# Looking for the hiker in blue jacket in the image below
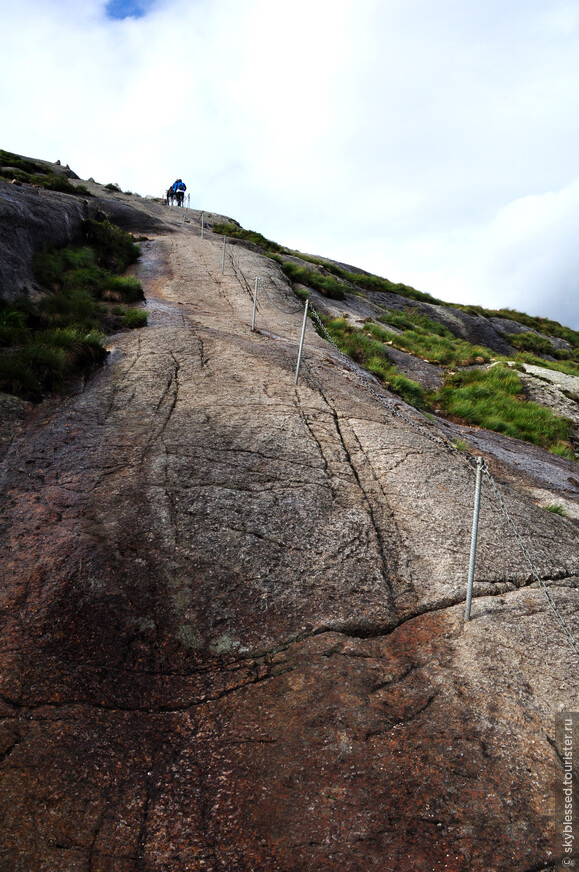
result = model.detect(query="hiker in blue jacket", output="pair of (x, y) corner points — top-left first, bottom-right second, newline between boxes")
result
(172, 179), (187, 206)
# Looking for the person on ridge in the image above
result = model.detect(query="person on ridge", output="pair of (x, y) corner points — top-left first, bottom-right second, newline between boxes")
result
(172, 179), (187, 207)
(166, 179), (187, 206)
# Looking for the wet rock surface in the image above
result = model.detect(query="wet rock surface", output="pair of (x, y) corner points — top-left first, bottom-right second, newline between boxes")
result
(1, 212), (579, 870)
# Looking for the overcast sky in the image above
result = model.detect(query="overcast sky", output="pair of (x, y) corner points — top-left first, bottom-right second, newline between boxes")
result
(3, 0), (579, 328)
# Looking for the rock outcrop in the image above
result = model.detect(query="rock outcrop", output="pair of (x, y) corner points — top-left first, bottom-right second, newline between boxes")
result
(1, 180), (579, 871)
(0, 180), (90, 300)
(0, 178), (177, 302)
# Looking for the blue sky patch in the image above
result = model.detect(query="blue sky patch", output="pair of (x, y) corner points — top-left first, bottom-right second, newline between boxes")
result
(105, 0), (154, 20)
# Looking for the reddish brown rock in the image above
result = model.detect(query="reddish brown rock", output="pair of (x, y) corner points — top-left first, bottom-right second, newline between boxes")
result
(1, 206), (578, 870)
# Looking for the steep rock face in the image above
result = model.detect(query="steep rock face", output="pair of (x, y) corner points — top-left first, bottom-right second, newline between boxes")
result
(1, 212), (579, 870)
(0, 180), (90, 299)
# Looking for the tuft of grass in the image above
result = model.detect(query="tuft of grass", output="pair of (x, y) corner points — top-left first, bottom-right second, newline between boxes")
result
(550, 441), (576, 461)
(38, 286), (99, 326)
(123, 308), (148, 328)
(105, 275), (144, 303)
(293, 285), (310, 302)
(544, 503), (566, 516)
(453, 438), (470, 452)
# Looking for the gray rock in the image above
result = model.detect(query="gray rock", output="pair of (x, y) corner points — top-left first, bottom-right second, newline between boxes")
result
(0, 179), (89, 300)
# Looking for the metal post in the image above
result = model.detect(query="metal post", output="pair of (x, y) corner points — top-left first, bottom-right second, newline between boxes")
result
(251, 277), (259, 332)
(465, 457), (484, 621)
(295, 300), (309, 384)
(221, 236), (226, 274)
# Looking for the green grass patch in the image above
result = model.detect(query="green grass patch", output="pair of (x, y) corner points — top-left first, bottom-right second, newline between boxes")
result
(212, 222), (283, 254)
(0, 220), (145, 400)
(434, 365), (573, 450)
(453, 304), (579, 349)
(369, 317), (493, 367)
(0, 151), (91, 196)
(287, 253), (443, 305)
(211, 220), (443, 305)
(514, 352), (579, 378)
(378, 308), (452, 337)
(279, 262), (348, 301)
(550, 441), (576, 461)
(335, 268), (442, 305)
(544, 503), (566, 516)
(0, 326), (107, 397)
(81, 219), (141, 272)
(505, 332), (555, 356)
(30, 175), (90, 196)
(0, 149), (46, 175)
(123, 308), (148, 328)
(319, 317), (427, 408)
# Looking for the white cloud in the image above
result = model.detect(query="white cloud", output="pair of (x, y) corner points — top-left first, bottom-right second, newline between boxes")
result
(2, 0), (579, 327)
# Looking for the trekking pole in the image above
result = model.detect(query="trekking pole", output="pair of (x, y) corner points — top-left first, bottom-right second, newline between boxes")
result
(252, 277), (259, 331)
(201, 212), (204, 240)
(465, 457), (484, 621)
(295, 300), (309, 384)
